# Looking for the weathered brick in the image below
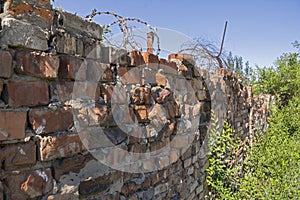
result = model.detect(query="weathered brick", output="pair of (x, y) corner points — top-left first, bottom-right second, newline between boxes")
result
(21, 168), (53, 198)
(0, 110), (27, 140)
(39, 133), (85, 161)
(54, 10), (103, 40)
(156, 72), (167, 87)
(0, 141), (36, 170)
(159, 58), (177, 74)
(142, 52), (159, 63)
(4, 169), (52, 200)
(51, 81), (100, 102)
(79, 171), (122, 197)
(55, 32), (82, 55)
(16, 51), (59, 78)
(0, 50), (13, 78)
(119, 67), (141, 84)
(0, 18), (49, 51)
(59, 55), (85, 80)
(53, 154), (93, 180)
(7, 1), (53, 22)
(129, 50), (145, 66)
(29, 106), (73, 134)
(6, 81), (49, 108)
(131, 86), (151, 105)
(134, 105), (148, 122)
(86, 61), (113, 82)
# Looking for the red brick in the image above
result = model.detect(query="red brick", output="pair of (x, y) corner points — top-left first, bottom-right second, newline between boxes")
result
(79, 171), (122, 197)
(131, 86), (151, 105)
(159, 58), (177, 74)
(120, 67), (141, 84)
(59, 55), (85, 80)
(6, 81), (49, 108)
(0, 141), (36, 170)
(29, 106), (73, 134)
(16, 51), (59, 78)
(87, 61), (113, 82)
(21, 168), (53, 198)
(156, 72), (167, 87)
(4, 169), (52, 200)
(142, 52), (159, 64)
(51, 81), (100, 102)
(0, 110), (27, 140)
(39, 133), (85, 161)
(129, 50), (145, 66)
(134, 105), (148, 122)
(53, 154), (93, 181)
(0, 50), (13, 78)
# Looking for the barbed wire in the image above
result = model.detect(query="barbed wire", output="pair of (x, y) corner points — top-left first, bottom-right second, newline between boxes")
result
(86, 9), (161, 55)
(178, 38), (228, 71)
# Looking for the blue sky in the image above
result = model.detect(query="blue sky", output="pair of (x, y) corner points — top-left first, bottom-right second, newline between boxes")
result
(53, 0), (300, 67)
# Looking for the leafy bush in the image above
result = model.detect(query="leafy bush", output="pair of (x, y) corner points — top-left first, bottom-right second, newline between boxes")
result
(238, 97), (300, 199)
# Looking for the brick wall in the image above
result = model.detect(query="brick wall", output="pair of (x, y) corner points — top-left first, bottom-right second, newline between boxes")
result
(0, 1), (270, 199)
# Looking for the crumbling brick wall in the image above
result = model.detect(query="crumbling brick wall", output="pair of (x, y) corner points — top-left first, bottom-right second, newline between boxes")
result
(0, 1), (270, 199)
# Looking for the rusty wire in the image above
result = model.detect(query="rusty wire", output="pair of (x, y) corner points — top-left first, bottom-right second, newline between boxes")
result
(86, 9), (161, 55)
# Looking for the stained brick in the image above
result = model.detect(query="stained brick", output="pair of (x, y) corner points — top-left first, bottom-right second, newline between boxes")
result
(6, 81), (49, 108)
(0, 110), (27, 140)
(4, 169), (53, 200)
(0, 50), (13, 78)
(129, 50), (145, 67)
(39, 133), (85, 161)
(134, 105), (148, 122)
(59, 55), (85, 80)
(21, 169), (53, 198)
(16, 51), (59, 78)
(29, 106), (73, 134)
(79, 171), (122, 197)
(142, 52), (159, 63)
(0, 141), (36, 170)
(53, 154), (93, 181)
(131, 86), (151, 105)
(51, 81), (100, 102)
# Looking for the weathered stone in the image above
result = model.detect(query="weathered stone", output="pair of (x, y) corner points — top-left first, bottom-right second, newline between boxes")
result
(29, 106), (74, 134)
(6, 1), (54, 28)
(21, 169), (53, 198)
(0, 141), (36, 170)
(54, 10), (103, 40)
(16, 51), (59, 78)
(39, 133), (85, 161)
(156, 72), (167, 87)
(0, 110), (27, 140)
(0, 18), (49, 50)
(0, 50), (13, 78)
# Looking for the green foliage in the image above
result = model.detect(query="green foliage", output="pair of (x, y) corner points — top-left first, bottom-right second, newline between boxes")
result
(226, 52), (254, 85)
(238, 96), (300, 199)
(206, 113), (242, 200)
(253, 52), (300, 105)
